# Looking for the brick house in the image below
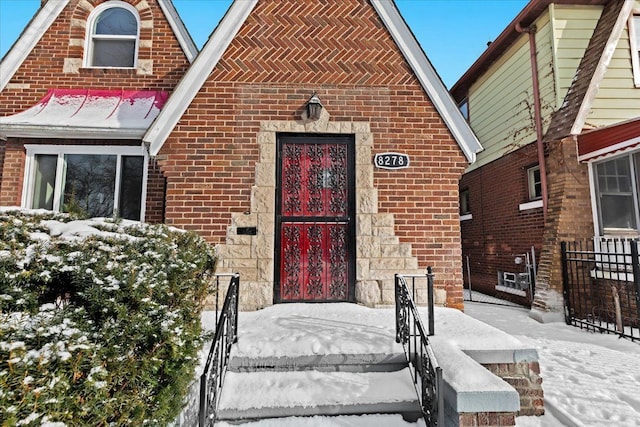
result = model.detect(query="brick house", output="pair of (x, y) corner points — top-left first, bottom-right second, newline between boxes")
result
(0, 0), (482, 311)
(451, 0), (640, 320)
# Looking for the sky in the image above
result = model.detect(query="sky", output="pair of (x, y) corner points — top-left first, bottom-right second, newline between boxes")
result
(0, 0), (528, 88)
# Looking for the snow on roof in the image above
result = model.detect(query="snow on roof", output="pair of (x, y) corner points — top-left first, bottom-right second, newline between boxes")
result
(0, 89), (168, 139)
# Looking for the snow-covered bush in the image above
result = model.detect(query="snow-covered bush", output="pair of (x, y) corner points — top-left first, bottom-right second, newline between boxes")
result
(0, 209), (216, 426)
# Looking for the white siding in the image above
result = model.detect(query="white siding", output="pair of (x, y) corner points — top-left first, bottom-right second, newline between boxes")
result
(586, 1), (640, 127)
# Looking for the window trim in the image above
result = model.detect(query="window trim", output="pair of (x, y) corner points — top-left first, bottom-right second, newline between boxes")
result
(527, 164), (542, 201)
(22, 145), (148, 221)
(589, 149), (640, 236)
(630, 11), (640, 87)
(459, 188), (471, 215)
(83, 1), (140, 69)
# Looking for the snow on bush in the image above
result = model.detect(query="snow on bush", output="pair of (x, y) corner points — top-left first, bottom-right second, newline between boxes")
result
(0, 209), (216, 426)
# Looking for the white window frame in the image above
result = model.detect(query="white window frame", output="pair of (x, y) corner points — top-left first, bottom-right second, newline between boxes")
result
(83, 1), (140, 69)
(588, 149), (640, 237)
(22, 145), (148, 221)
(630, 12), (640, 87)
(527, 165), (542, 201)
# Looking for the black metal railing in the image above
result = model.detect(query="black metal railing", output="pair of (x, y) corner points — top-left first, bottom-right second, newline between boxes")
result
(395, 268), (443, 426)
(562, 239), (640, 341)
(198, 273), (240, 426)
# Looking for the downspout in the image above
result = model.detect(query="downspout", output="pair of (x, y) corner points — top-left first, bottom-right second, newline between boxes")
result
(516, 22), (548, 221)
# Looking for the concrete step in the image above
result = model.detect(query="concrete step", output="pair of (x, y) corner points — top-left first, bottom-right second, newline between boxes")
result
(216, 368), (422, 422)
(215, 413), (426, 426)
(228, 352), (407, 373)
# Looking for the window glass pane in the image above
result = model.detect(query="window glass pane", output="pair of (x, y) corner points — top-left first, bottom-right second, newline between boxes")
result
(634, 16), (640, 47)
(62, 154), (116, 218)
(597, 157), (631, 193)
(600, 194), (636, 229)
(528, 165), (542, 199)
(460, 190), (470, 214)
(119, 156), (144, 220)
(92, 39), (135, 67)
(32, 155), (57, 210)
(95, 8), (137, 35)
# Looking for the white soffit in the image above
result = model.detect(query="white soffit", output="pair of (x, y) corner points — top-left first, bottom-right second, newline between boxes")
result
(0, 0), (70, 92)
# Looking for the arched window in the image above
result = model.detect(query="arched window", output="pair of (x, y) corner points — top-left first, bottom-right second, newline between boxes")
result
(85, 2), (139, 68)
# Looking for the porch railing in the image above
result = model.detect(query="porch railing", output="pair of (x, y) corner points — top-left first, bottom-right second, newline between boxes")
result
(562, 239), (640, 341)
(198, 273), (240, 426)
(395, 268), (444, 426)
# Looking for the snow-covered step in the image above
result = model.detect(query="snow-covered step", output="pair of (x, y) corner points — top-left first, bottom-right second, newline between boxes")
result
(215, 413), (426, 426)
(216, 368), (422, 421)
(228, 352), (407, 373)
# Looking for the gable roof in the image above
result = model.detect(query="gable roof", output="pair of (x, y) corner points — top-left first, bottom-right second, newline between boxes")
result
(544, 0), (633, 142)
(0, 0), (198, 93)
(143, 0), (483, 163)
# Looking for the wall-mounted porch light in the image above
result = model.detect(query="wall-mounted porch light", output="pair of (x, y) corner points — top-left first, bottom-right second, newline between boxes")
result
(306, 92), (323, 120)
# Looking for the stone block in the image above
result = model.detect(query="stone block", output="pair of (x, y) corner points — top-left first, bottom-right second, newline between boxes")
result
(251, 187), (275, 213)
(255, 163), (275, 187)
(355, 280), (381, 307)
(356, 214), (372, 236)
(252, 234), (274, 258)
(232, 212), (257, 227)
(356, 258), (370, 281)
(356, 236), (380, 258)
(357, 189), (378, 214)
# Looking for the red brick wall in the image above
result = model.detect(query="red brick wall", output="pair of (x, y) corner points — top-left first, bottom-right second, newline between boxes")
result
(156, 0), (469, 308)
(460, 143), (545, 303)
(0, 0), (189, 220)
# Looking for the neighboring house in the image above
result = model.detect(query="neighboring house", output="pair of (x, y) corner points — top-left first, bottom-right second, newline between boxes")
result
(451, 0), (640, 320)
(0, 0), (482, 311)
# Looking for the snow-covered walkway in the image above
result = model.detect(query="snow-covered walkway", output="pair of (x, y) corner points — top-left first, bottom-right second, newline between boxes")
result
(464, 301), (640, 426)
(200, 301), (640, 426)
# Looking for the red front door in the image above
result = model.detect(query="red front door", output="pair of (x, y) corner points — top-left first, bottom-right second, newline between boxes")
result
(275, 134), (355, 303)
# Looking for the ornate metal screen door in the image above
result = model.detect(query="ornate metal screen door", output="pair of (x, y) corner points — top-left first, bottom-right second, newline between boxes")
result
(275, 134), (355, 303)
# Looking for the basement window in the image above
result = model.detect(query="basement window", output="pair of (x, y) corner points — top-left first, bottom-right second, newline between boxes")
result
(24, 145), (147, 221)
(85, 2), (140, 68)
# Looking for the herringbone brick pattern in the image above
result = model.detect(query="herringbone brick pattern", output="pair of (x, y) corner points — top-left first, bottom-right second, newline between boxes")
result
(217, 0), (414, 85)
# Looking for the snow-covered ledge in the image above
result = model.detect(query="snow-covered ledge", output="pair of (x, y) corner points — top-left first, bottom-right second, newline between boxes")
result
(426, 307), (543, 423)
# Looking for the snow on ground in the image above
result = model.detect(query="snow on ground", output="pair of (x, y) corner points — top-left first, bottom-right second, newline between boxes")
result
(464, 301), (640, 426)
(201, 301), (640, 426)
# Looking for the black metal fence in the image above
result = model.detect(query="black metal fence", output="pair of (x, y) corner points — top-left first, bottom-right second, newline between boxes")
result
(395, 268), (444, 426)
(198, 273), (240, 426)
(562, 239), (640, 342)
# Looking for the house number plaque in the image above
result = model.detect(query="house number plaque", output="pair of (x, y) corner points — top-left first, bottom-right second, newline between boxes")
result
(374, 152), (410, 170)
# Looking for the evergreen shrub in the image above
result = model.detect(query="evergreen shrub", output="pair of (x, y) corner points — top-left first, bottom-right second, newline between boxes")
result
(0, 209), (216, 426)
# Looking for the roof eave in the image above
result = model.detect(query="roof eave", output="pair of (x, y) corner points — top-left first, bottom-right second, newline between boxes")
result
(371, 0), (483, 163)
(0, 0), (70, 92)
(0, 125), (146, 140)
(144, 0), (259, 156)
(450, 0), (609, 101)
(158, 0), (199, 62)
